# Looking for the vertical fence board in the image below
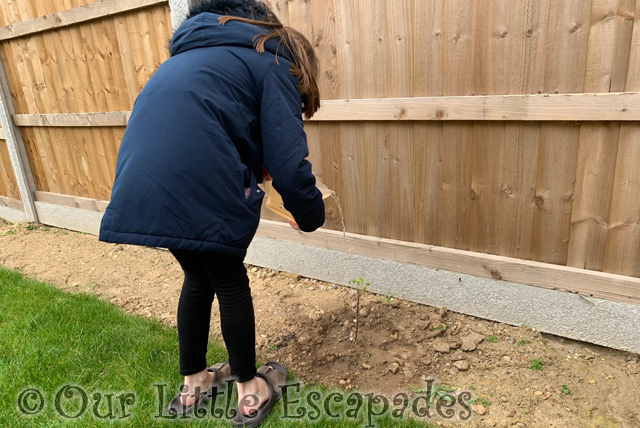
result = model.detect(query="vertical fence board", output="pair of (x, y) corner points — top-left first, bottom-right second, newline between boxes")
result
(532, 123), (581, 265)
(438, 0), (476, 250)
(601, 1), (640, 275)
(309, 0), (340, 101)
(386, 0), (414, 241)
(411, 1), (443, 245)
(603, 123), (640, 276)
(113, 14), (140, 107)
(265, 0), (290, 27)
(567, 123), (620, 270)
(567, 0), (636, 270)
(0, 140), (21, 199)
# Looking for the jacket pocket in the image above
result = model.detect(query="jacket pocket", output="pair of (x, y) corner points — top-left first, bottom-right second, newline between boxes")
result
(243, 169), (262, 205)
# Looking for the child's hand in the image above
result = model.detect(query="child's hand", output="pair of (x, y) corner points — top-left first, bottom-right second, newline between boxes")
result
(288, 221), (300, 231)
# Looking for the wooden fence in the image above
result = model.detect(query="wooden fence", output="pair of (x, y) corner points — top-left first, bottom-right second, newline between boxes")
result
(0, 125), (22, 202)
(0, 0), (640, 305)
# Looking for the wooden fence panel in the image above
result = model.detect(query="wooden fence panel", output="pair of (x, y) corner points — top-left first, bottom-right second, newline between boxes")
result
(0, 0), (639, 287)
(272, 0), (640, 276)
(0, 1), (170, 201)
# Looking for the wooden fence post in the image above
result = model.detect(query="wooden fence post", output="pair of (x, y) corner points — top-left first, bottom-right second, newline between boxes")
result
(0, 58), (38, 222)
(168, 0), (196, 30)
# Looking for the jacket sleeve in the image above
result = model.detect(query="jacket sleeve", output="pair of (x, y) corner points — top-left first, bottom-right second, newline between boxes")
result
(260, 61), (325, 232)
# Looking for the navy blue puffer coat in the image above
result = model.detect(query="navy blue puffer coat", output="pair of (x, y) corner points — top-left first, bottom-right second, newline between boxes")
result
(98, 12), (325, 257)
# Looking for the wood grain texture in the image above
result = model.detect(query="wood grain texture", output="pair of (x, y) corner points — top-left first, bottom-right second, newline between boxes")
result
(0, 0), (168, 41)
(603, 123), (640, 276)
(34, 190), (109, 211)
(567, 0), (636, 272)
(14, 112), (130, 126)
(256, 219), (640, 305)
(0, 1), (101, 26)
(0, 2), (169, 202)
(0, 140), (21, 199)
(0, 0), (639, 291)
(309, 93), (640, 121)
(0, 195), (24, 210)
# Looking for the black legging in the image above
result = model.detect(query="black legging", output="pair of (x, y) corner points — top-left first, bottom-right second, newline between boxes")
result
(169, 249), (256, 383)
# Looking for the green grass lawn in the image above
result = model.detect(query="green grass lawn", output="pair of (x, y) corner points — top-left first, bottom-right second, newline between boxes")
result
(0, 266), (441, 427)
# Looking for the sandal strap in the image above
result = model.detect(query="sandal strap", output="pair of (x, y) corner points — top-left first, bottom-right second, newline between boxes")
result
(208, 361), (230, 383)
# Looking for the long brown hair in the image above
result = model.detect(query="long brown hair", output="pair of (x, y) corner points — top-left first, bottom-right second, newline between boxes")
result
(219, 15), (320, 119)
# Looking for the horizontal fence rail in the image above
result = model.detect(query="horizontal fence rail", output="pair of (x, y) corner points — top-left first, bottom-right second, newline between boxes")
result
(310, 93), (640, 122)
(11, 92), (640, 127)
(14, 112), (131, 127)
(0, 0), (169, 41)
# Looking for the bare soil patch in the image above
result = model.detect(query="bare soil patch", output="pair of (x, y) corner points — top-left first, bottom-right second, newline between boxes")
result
(1, 220), (638, 428)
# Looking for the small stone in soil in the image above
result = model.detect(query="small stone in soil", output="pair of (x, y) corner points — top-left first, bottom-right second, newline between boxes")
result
(449, 338), (462, 349)
(432, 338), (450, 353)
(451, 350), (467, 361)
(471, 404), (486, 415)
(453, 360), (469, 371)
(461, 333), (484, 351)
(389, 363), (400, 374)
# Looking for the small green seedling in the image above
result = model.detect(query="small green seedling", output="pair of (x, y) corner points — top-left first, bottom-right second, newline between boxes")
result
(468, 397), (491, 407)
(529, 359), (543, 371)
(560, 384), (570, 395)
(429, 384), (455, 403)
(488, 335), (498, 343)
(268, 344), (277, 350)
(516, 338), (530, 346)
(413, 384), (455, 404)
(25, 224), (36, 230)
(378, 294), (394, 304)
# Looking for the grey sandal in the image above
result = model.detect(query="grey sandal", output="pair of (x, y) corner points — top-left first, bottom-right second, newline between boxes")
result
(230, 361), (288, 428)
(167, 361), (232, 416)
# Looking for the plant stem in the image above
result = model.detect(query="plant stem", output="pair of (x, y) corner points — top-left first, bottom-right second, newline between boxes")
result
(354, 288), (361, 344)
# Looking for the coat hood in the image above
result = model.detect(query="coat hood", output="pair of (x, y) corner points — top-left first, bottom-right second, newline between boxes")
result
(170, 12), (293, 62)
